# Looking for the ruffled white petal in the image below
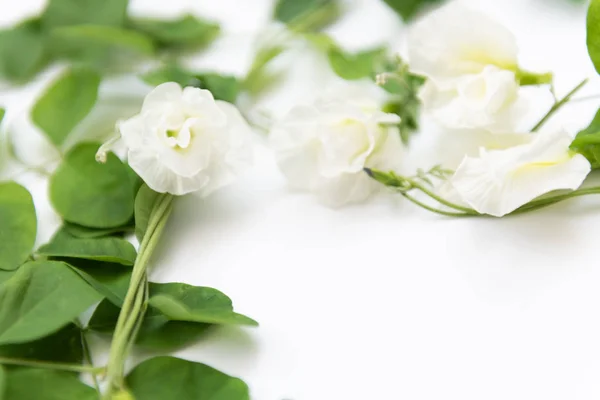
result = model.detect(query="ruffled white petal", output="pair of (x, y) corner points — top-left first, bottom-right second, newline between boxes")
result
(408, 3), (518, 80)
(451, 129), (591, 217)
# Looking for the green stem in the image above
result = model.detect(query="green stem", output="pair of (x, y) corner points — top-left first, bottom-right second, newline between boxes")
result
(103, 194), (173, 398)
(406, 179), (479, 215)
(401, 192), (473, 217)
(511, 186), (600, 215)
(79, 328), (101, 395)
(531, 78), (588, 132)
(0, 357), (104, 373)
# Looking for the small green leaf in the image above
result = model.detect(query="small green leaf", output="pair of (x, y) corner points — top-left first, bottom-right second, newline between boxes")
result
(327, 46), (386, 80)
(4, 369), (96, 400)
(68, 260), (131, 306)
(0, 19), (48, 82)
(0, 261), (101, 345)
(382, 0), (445, 21)
(149, 283), (258, 327)
(129, 15), (220, 49)
(0, 109), (5, 124)
(134, 184), (162, 243)
(588, 0), (600, 75)
(0, 323), (82, 365)
(52, 25), (155, 56)
(243, 45), (286, 95)
(142, 65), (200, 87)
(42, 0), (128, 29)
(274, 0), (341, 32)
(88, 299), (210, 351)
(32, 68), (101, 147)
(126, 356), (250, 400)
(570, 107), (600, 168)
(0, 182), (37, 271)
(38, 229), (136, 265)
(196, 74), (240, 103)
(63, 222), (133, 239)
(50, 143), (136, 228)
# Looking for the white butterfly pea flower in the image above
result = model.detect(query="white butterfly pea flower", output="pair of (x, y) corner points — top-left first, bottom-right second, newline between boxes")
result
(449, 129), (591, 217)
(270, 84), (404, 207)
(408, 3), (538, 133)
(117, 82), (253, 196)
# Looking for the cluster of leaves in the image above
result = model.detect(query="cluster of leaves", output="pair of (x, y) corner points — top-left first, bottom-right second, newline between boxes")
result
(0, 144), (256, 398)
(570, 0), (600, 166)
(0, 0), (220, 84)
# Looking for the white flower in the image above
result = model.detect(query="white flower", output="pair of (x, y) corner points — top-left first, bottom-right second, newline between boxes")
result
(117, 82), (253, 196)
(449, 129), (591, 217)
(270, 84), (404, 206)
(408, 3), (540, 133)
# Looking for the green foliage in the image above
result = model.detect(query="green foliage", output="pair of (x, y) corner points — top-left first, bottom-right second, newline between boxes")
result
(129, 15), (220, 49)
(588, 0), (600, 74)
(41, 0), (128, 29)
(126, 356), (250, 400)
(0, 261), (101, 345)
(68, 260), (131, 306)
(327, 47), (387, 80)
(63, 222), (133, 238)
(32, 68), (101, 147)
(0, 182), (37, 271)
(134, 184), (162, 243)
(38, 229), (137, 265)
(274, 0), (341, 32)
(0, 19), (48, 82)
(0, 366), (4, 400)
(4, 369), (96, 400)
(380, 57), (425, 144)
(149, 283), (258, 326)
(52, 25), (156, 56)
(142, 66), (241, 103)
(382, 0), (445, 21)
(0, 323), (83, 364)
(50, 143), (137, 228)
(570, 107), (600, 168)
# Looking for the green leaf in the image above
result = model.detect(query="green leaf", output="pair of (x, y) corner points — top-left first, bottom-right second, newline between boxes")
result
(126, 356), (250, 400)
(274, 0), (341, 32)
(134, 184), (162, 243)
(382, 0), (445, 21)
(0, 366), (4, 400)
(129, 15), (220, 49)
(141, 64), (200, 87)
(63, 222), (133, 238)
(38, 229), (136, 265)
(0, 19), (48, 82)
(196, 74), (240, 103)
(0, 261), (101, 345)
(68, 260), (131, 306)
(32, 68), (101, 147)
(149, 283), (258, 327)
(4, 369), (96, 400)
(0, 109), (5, 124)
(52, 25), (155, 56)
(50, 143), (136, 228)
(88, 299), (210, 351)
(588, 0), (600, 75)
(42, 0), (128, 29)
(243, 45), (286, 95)
(0, 182), (37, 271)
(327, 46), (386, 80)
(570, 107), (600, 168)
(0, 323), (82, 365)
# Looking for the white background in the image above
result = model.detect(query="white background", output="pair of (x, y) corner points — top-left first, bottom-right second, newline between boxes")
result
(3, 0), (600, 399)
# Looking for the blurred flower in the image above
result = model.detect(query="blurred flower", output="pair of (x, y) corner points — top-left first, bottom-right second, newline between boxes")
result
(408, 3), (545, 132)
(270, 83), (404, 206)
(449, 129), (590, 217)
(117, 82), (253, 196)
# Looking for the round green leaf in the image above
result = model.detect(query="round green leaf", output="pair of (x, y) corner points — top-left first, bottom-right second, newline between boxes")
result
(588, 0), (600, 74)
(126, 356), (250, 400)
(0, 182), (37, 271)
(50, 143), (136, 228)
(5, 369), (96, 400)
(0, 261), (101, 345)
(38, 229), (137, 265)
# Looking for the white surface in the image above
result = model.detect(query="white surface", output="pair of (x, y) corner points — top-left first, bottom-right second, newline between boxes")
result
(3, 0), (600, 399)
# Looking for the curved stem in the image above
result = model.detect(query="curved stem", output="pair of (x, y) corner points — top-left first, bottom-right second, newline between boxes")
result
(402, 192), (473, 217)
(0, 357), (104, 373)
(407, 179), (479, 215)
(103, 193), (174, 398)
(531, 78), (588, 132)
(512, 186), (600, 214)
